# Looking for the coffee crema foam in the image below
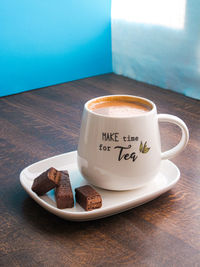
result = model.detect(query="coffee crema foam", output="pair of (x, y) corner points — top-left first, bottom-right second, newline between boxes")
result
(89, 100), (151, 117)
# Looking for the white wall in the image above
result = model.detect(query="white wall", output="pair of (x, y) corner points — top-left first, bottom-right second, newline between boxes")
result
(112, 0), (200, 99)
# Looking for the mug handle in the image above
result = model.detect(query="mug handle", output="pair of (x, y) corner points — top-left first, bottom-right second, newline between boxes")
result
(157, 114), (189, 160)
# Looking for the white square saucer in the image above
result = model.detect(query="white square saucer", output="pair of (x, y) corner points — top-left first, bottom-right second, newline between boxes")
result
(20, 151), (180, 221)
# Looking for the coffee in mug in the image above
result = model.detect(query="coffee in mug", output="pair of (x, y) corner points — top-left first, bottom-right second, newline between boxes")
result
(77, 95), (189, 190)
(89, 98), (150, 117)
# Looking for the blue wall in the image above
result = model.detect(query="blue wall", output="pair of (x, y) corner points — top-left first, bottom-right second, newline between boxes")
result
(112, 0), (200, 100)
(2, 1), (200, 100)
(0, 0), (112, 97)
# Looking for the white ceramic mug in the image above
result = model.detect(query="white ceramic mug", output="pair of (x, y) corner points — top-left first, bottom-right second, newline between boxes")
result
(77, 95), (189, 190)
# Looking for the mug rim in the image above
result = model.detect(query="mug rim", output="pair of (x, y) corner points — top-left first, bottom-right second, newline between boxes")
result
(85, 95), (156, 118)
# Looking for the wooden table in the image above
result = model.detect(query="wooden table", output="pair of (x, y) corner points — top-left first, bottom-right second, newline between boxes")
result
(0, 74), (200, 266)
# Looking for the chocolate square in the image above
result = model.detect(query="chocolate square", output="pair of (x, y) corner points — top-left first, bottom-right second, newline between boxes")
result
(75, 185), (102, 211)
(55, 171), (74, 209)
(32, 167), (61, 195)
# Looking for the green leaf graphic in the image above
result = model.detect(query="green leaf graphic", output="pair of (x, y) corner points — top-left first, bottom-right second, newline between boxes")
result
(143, 146), (150, 153)
(139, 141), (143, 152)
(139, 141), (150, 153)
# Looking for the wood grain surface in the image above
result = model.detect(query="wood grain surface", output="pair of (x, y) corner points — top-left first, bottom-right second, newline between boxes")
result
(0, 74), (200, 266)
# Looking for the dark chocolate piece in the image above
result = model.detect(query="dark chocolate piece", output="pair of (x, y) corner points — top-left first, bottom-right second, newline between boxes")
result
(75, 185), (102, 211)
(55, 171), (74, 209)
(32, 167), (61, 195)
